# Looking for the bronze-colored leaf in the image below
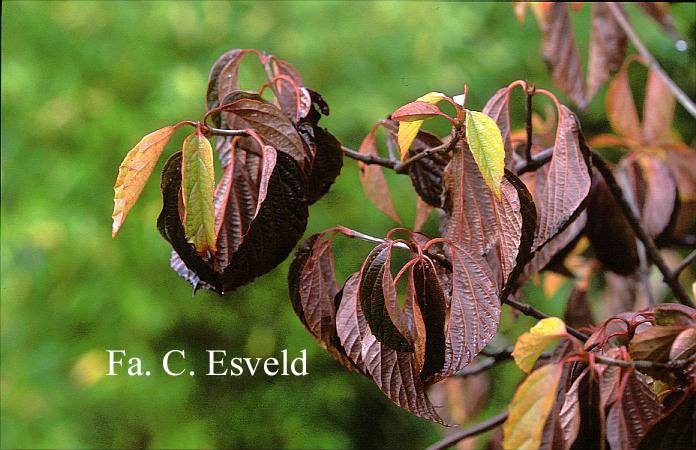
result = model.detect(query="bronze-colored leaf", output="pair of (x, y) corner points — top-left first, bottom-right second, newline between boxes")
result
(540, 3), (586, 108)
(606, 58), (642, 144)
(587, 3), (627, 101)
(642, 70), (676, 146)
(112, 126), (176, 237)
(336, 273), (447, 424)
(357, 124), (401, 222)
(288, 234), (360, 372)
(638, 391), (696, 450)
(629, 325), (684, 363)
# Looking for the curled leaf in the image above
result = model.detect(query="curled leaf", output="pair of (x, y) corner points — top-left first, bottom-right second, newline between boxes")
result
(182, 131), (217, 255)
(512, 317), (568, 373)
(112, 126), (176, 237)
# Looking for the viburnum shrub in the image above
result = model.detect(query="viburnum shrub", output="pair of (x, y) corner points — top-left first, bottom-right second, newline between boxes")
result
(111, 3), (695, 449)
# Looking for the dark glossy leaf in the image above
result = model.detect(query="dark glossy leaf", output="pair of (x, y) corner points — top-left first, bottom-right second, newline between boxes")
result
(540, 3), (586, 108)
(638, 391), (696, 450)
(358, 243), (414, 353)
(562, 367), (605, 450)
(336, 273), (447, 424)
(585, 170), (639, 275)
(587, 3), (627, 101)
(412, 258), (448, 382)
(301, 125), (343, 205)
(219, 151), (308, 292)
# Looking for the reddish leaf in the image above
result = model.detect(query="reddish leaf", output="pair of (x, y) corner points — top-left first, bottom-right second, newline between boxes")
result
(288, 233), (359, 372)
(357, 125), (401, 222)
(439, 241), (500, 377)
(564, 284), (595, 329)
(532, 105), (591, 250)
(653, 303), (696, 327)
(444, 141), (536, 294)
(222, 98), (308, 170)
(669, 327), (696, 361)
(358, 243), (414, 353)
(218, 151), (308, 292)
(619, 153), (678, 239)
(642, 70), (676, 146)
(606, 59), (642, 144)
(301, 125), (344, 205)
(587, 3), (627, 101)
(336, 273), (447, 424)
(270, 58), (306, 121)
(664, 146), (696, 238)
(392, 101), (449, 122)
(206, 48), (248, 128)
(540, 3), (587, 108)
(606, 371), (661, 450)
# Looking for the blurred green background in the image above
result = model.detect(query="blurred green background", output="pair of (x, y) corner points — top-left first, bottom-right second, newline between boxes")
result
(2, 1), (694, 449)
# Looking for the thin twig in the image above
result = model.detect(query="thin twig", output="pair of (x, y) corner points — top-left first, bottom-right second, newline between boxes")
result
(594, 353), (696, 371)
(426, 411), (509, 450)
(341, 145), (396, 169)
(504, 297), (589, 341)
(515, 146), (554, 175)
(673, 249), (696, 279)
(394, 143), (452, 174)
(606, 2), (696, 118)
(206, 127), (250, 137)
(592, 153), (694, 307)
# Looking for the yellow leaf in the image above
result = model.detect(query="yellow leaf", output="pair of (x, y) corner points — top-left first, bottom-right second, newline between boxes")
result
(466, 110), (505, 200)
(503, 363), (563, 450)
(182, 132), (217, 255)
(397, 92), (446, 159)
(512, 317), (567, 373)
(112, 126), (176, 237)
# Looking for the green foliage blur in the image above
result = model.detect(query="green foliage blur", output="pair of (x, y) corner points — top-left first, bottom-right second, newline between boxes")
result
(2, 2), (694, 449)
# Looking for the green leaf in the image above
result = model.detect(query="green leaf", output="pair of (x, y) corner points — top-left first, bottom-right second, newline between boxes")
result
(465, 110), (506, 200)
(504, 363), (563, 450)
(182, 131), (217, 255)
(112, 126), (176, 237)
